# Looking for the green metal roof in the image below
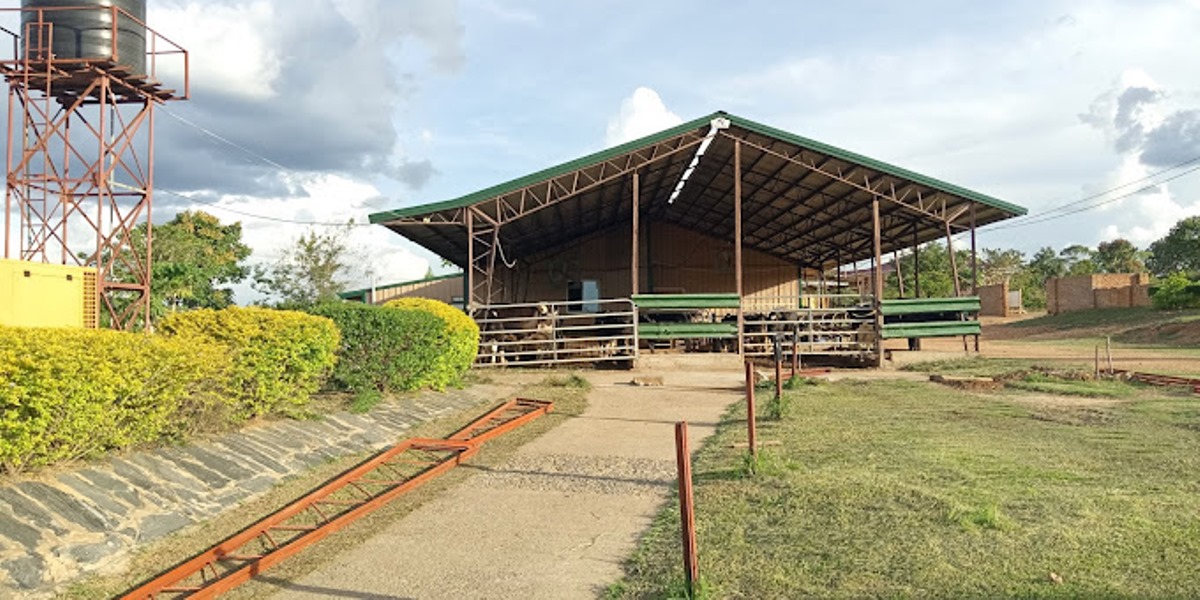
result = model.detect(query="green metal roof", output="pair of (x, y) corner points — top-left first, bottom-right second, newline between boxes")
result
(370, 111), (1025, 224)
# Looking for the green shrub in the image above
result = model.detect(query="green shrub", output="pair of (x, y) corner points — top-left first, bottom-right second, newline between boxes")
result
(159, 307), (339, 418)
(1150, 273), (1200, 310)
(308, 302), (446, 396)
(383, 298), (479, 388)
(0, 327), (226, 474)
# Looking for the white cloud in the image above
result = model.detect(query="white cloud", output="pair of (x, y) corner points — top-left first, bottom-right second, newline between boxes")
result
(704, 1), (1200, 251)
(149, 1), (281, 100)
(605, 87), (684, 147)
(195, 173), (430, 303)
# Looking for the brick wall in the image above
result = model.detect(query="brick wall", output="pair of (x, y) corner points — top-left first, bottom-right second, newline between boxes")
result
(978, 282), (1009, 316)
(1045, 274), (1151, 314)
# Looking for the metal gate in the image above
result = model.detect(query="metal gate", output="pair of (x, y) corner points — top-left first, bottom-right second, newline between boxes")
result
(473, 298), (637, 367)
(742, 294), (876, 359)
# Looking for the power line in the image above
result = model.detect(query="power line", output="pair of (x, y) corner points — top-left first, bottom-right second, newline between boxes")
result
(156, 187), (372, 227)
(985, 162), (1200, 232)
(158, 107), (380, 227)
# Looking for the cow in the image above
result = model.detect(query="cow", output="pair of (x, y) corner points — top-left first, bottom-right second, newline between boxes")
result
(473, 303), (557, 365)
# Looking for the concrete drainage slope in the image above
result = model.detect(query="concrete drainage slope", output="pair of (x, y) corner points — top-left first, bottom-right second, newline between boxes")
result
(0, 389), (494, 598)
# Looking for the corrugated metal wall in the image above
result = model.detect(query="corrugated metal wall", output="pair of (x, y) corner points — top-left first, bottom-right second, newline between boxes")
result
(367, 276), (463, 305)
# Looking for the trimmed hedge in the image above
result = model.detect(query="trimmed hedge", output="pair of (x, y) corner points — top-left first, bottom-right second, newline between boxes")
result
(383, 298), (479, 388)
(159, 307), (339, 418)
(308, 302), (445, 394)
(0, 327), (226, 474)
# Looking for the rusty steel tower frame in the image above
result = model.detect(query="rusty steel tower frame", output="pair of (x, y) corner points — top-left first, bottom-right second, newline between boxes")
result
(1, 3), (188, 329)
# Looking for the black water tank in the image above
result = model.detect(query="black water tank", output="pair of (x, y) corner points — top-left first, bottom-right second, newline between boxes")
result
(21, 0), (146, 76)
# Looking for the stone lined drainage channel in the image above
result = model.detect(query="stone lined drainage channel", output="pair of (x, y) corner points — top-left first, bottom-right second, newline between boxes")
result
(0, 387), (504, 598)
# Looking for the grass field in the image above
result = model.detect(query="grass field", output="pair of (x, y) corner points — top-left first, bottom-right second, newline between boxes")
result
(611, 377), (1200, 598)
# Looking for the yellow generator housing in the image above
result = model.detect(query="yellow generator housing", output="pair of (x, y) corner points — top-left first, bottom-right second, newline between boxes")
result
(0, 259), (99, 328)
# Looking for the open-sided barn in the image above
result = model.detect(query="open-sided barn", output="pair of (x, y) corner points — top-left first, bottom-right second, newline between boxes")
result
(371, 112), (1026, 367)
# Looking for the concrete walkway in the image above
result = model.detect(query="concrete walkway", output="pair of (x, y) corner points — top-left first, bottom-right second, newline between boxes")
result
(268, 357), (743, 599)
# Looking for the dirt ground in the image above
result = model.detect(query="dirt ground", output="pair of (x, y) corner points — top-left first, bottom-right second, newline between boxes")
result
(262, 355), (743, 599)
(886, 314), (1200, 376)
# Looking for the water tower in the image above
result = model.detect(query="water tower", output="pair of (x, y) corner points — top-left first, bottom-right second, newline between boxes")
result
(1, 0), (188, 329)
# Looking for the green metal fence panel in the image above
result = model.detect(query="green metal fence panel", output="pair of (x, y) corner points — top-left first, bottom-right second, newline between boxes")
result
(638, 322), (739, 339)
(881, 321), (982, 339)
(879, 296), (981, 316)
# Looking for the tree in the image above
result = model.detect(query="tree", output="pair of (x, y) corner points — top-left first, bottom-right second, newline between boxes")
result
(1060, 244), (1097, 276)
(980, 248), (1025, 285)
(103, 210), (251, 321)
(253, 224), (358, 307)
(1093, 238), (1146, 274)
(1027, 246), (1066, 282)
(150, 211), (252, 315)
(884, 242), (972, 298)
(1148, 216), (1200, 277)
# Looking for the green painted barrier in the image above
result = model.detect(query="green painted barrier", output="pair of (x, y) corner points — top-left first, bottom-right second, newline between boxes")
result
(879, 297), (981, 316)
(881, 321), (982, 339)
(638, 322), (738, 339)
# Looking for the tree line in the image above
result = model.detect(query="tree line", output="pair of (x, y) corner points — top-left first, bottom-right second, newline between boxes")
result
(122, 211), (1200, 317)
(884, 216), (1200, 309)
(113, 210), (362, 319)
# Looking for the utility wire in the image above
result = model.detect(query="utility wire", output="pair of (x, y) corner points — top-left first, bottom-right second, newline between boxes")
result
(984, 162), (1200, 232)
(156, 187), (372, 227)
(159, 107), (382, 227)
(986, 151), (1200, 228)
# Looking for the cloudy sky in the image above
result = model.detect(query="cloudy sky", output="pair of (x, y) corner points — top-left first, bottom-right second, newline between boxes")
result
(7, 0), (1199, 299)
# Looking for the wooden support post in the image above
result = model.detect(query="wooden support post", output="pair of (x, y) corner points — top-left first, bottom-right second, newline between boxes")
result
(872, 197), (884, 367)
(631, 171), (640, 296)
(744, 360), (757, 458)
(894, 250), (906, 298)
(675, 421), (699, 599)
(970, 203), (978, 295)
(734, 141), (744, 356)
(945, 220), (962, 297)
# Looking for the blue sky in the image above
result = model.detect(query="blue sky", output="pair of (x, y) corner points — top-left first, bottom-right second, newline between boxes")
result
(8, 0), (1196, 295)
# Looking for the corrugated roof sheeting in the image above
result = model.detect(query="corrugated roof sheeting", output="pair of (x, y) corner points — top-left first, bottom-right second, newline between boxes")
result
(372, 112), (1026, 270)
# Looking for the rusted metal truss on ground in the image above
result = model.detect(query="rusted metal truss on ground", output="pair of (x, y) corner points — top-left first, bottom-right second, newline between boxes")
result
(122, 398), (553, 599)
(1109, 370), (1200, 394)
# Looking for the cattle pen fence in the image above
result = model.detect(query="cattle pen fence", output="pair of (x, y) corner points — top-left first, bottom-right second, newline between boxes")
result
(473, 298), (638, 368)
(470, 293), (879, 368)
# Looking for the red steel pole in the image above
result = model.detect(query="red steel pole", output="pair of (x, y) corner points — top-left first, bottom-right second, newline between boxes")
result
(775, 358), (783, 401)
(675, 421), (699, 598)
(744, 360), (757, 457)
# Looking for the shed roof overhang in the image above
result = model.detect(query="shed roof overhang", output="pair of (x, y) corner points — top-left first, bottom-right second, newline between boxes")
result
(370, 111), (1026, 270)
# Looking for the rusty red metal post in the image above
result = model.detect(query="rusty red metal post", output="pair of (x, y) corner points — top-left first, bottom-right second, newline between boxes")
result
(775, 359), (783, 400)
(675, 421), (699, 598)
(744, 359), (757, 457)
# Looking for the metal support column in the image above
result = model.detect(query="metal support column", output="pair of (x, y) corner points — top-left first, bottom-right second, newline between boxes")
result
(872, 197), (884, 367)
(945, 220), (962, 296)
(631, 171), (639, 296)
(912, 222), (921, 297)
(970, 203), (978, 294)
(734, 141), (744, 357)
